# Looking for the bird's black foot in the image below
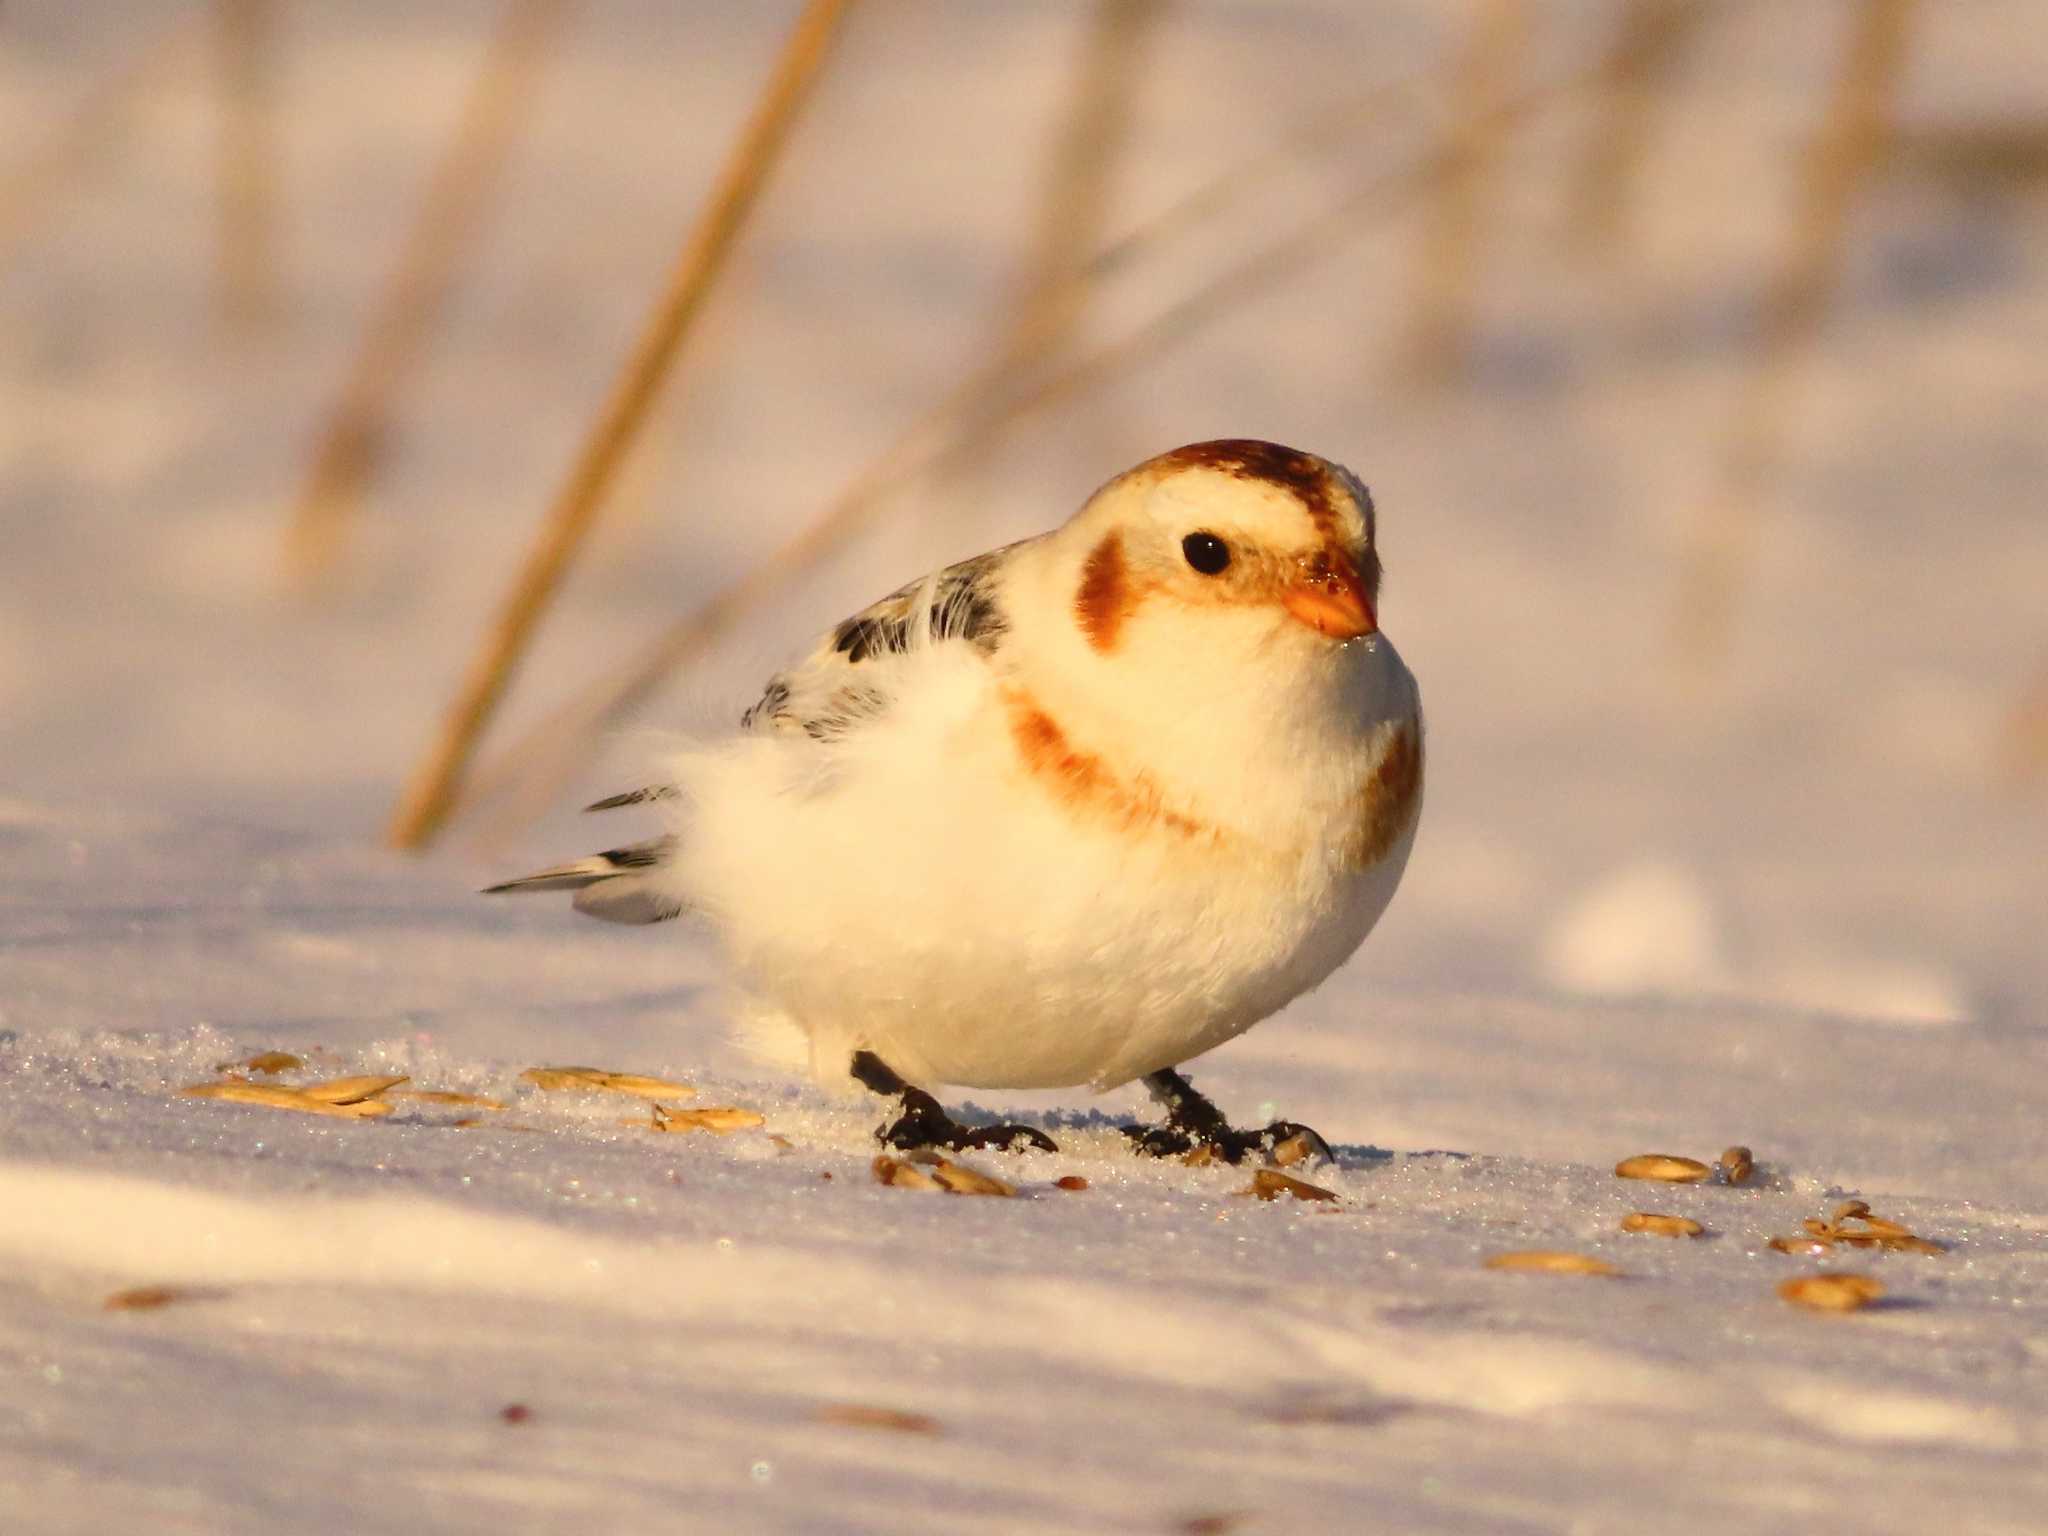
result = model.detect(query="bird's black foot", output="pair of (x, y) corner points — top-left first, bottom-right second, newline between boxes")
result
(1122, 1067), (1332, 1166)
(850, 1050), (1057, 1155)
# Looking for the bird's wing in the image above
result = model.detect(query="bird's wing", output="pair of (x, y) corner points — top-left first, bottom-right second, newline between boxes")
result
(503, 541), (1031, 925)
(738, 540), (1027, 742)
(480, 834), (684, 924)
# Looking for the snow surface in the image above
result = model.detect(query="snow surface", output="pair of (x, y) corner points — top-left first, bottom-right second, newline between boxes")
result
(3, 2), (2046, 1532)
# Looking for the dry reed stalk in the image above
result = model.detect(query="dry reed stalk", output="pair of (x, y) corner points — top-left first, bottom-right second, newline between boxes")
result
(385, 0), (852, 850)
(1672, 0), (1917, 675)
(524, 73), (1420, 618)
(1996, 660), (2048, 790)
(104, 1285), (212, 1312)
(1890, 120), (2048, 193)
(453, 63), (1607, 842)
(1566, 0), (1707, 259)
(213, 0), (278, 330)
(0, 18), (198, 271)
(954, 0), (1165, 476)
(818, 1403), (942, 1435)
(284, 0), (576, 585)
(1389, 0), (1527, 388)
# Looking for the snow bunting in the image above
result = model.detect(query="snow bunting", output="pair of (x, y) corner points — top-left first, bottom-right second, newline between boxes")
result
(488, 440), (1423, 1160)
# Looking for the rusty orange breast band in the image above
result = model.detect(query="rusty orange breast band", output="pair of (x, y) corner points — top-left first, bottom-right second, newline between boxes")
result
(1003, 688), (1211, 841)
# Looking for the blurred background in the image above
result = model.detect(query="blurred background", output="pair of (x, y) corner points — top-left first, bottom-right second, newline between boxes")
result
(2, 0), (2042, 1030)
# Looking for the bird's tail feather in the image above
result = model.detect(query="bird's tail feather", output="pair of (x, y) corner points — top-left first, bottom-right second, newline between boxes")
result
(481, 835), (685, 925)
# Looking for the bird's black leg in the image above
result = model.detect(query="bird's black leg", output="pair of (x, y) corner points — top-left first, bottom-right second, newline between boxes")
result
(1123, 1067), (1331, 1165)
(849, 1050), (1057, 1154)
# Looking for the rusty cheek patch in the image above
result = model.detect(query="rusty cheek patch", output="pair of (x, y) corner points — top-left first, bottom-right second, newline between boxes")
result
(1342, 722), (1423, 870)
(1074, 529), (1134, 652)
(1006, 693), (1209, 839)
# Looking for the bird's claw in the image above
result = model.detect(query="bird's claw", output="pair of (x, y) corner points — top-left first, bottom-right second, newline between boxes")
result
(1123, 1116), (1331, 1167)
(957, 1123), (1060, 1154)
(878, 1087), (1057, 1154)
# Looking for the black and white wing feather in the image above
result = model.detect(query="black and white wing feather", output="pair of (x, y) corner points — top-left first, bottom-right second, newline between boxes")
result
(480, 835), (682, 924)
(739, 542), (1023, 742)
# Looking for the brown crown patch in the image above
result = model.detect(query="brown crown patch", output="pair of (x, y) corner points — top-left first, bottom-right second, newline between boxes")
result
(1074, 529), (1133, 652)
(1006, 691), (1209, 840)
(1340, 721), (1423, 871)
(1152, 439), (1360, 543)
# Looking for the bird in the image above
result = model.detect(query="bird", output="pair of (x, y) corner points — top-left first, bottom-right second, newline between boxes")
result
(486, 439), (1423, 1163)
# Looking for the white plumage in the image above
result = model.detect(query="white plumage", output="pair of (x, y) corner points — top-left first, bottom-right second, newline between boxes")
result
(491, 439), (1422, 1141)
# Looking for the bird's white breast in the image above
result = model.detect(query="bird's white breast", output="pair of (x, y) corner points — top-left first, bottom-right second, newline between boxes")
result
(670, 625), (1422, 1091)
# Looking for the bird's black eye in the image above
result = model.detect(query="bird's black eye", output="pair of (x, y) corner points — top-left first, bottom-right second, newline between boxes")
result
(1181, 531), (1231, 575)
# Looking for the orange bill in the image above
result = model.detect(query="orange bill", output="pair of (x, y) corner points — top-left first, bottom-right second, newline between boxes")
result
(1281, 552), (1376, 639)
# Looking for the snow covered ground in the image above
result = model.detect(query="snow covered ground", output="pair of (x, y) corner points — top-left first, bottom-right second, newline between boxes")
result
(3, 2), (2045, 1531)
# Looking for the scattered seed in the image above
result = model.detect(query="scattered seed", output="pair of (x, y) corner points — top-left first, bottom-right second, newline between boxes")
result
(1484, 1250), (1620, 1276)
(1055, 1175), (1089, 1192)
(390, 1089), (506, 1109)
(299, 1074), (409, 1105)
(872, 1155), (940, 1191)
(232, 1051), (302, 1075)
(1240, 1169), (1338, 1204)
(1614, 1154), (1711, 1183)
(642, 1104), (765, 1135)
(520, 1066), (697, 1099)
(500, 1403), (532, 1424)
(817, 1403), (941, 1435)
(1718, 1145), (1755, 1184)
(871, 1154), (1014, 1196)
(1271, 1133), (1317, 1167)
(1778, 1273), (1884, 1312)
(180, 1081), (392, 1119)
(1178, 1515), (1250, 1536)
(928, 1160), (1016, 1198)
(1776, 1202), (1945, 1256)
(1182, 1144), (1217, 1168)
(1620, 1212), (1703, 1238)
(768, 1134), (796, 1153)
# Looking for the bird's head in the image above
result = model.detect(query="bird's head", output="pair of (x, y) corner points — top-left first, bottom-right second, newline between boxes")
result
(1062, 439), (1380, 657)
